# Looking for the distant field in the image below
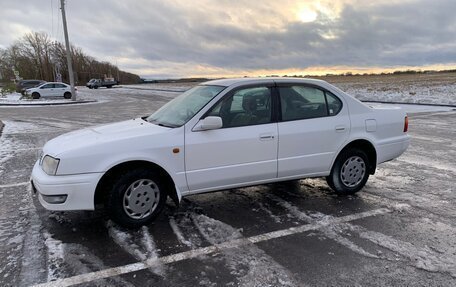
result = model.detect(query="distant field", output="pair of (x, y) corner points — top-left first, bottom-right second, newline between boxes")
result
(319, 72), (456, 105)
(125, 72), (456, 106)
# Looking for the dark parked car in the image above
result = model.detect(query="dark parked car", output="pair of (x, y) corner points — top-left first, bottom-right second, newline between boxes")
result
(86, 78), (118, 89)
(16, 80), (46, 94)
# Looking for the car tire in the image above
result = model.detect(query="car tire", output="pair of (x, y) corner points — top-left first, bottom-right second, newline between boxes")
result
(326, 148), (369, 195)
(106, 168), (167, 228)
(94, 86), (98, 89)
(32, 92), (40, 99)
(64, 92), (72, 99)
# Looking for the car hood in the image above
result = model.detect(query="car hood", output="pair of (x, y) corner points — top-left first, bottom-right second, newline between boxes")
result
(43, 118), (170, 157)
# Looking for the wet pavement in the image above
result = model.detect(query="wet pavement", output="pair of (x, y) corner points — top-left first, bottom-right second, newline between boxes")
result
(0, 86), (455, 286)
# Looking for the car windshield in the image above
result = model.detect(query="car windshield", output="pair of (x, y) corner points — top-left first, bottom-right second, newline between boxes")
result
(147, 85), (225, 127)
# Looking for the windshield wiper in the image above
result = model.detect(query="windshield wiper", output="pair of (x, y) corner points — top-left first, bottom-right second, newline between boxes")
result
(146, 118), (177, 128)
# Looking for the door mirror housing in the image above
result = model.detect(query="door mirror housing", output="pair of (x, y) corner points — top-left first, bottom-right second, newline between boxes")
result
(193, 116), (223, 131)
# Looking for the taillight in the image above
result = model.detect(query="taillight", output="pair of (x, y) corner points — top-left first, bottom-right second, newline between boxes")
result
(403, 116), (408, 132)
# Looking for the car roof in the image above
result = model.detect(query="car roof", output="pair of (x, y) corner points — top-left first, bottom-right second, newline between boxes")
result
(20, 79), (44, 83)
(202, 77), (328, 87)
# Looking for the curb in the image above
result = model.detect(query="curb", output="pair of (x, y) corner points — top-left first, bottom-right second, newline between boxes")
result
(119, 86), (186, 93)
(362, 100), (456, 108)
(0, 100), (97, 107)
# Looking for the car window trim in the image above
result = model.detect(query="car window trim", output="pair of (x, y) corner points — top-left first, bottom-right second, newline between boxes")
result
(324, 90), (343, 117)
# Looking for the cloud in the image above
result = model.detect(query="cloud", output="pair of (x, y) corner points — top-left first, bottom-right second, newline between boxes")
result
(0, 0), (455, 78)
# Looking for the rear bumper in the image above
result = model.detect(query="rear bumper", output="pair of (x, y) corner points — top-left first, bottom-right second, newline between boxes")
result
(31, 160), (102, 211)
(377, 135), (410, 164)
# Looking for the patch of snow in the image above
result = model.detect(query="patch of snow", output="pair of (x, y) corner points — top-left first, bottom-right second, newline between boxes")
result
(63, 243), (136, 287)
(18, 192), (47, 285)
(256, 202), (283, 224)
(42, 232), (64, 282)
(268, 192), (456, 278)
(192, 213), (298, 287)
(267, 193), (378, 259)
(337, 80), (456, 106)
(355, 227), (456, 277)
(169, 217), (193, 247)
(106, 221), (165, 277)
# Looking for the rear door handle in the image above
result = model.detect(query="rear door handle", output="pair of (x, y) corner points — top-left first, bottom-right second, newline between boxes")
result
(259, 133), (275, 140)
(335, 126), (346, 132)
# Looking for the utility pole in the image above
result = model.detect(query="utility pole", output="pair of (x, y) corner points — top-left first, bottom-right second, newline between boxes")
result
(60, 0), (76, 101)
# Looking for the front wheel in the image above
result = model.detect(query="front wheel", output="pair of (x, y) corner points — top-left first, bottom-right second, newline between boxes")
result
(326, 149), (369, 195)
(63, 92), (72, 99)
(106, 168), (167, 228)
(32, 92), (40, 99)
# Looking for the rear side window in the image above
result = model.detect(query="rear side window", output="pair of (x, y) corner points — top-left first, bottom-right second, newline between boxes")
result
(279, 86), (327, 121)
(326, 92), (342, 115)
(279, 86), (342, 121)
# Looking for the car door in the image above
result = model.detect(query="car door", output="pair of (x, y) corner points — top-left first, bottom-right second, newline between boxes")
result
(185, 85), (278, 192)
(277, 84), (350, 178)
(39, 83), (55, 97)
(54, 83), (67, 97)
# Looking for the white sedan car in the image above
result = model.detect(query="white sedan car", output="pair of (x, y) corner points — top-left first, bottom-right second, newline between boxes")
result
(31, 78), (410, 227)
(26, 82), (74, 99)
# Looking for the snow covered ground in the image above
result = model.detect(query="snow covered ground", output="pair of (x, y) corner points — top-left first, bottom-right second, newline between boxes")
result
(326, 72), (456, 106)
(1, 74), (456, 286)
(0, 91), (96, 105)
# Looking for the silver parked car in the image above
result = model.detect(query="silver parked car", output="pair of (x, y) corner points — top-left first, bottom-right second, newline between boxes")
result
(25, 82), (75, 99)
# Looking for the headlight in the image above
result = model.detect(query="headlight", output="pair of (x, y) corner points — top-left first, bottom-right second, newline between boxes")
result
(41, 155), (60, 175)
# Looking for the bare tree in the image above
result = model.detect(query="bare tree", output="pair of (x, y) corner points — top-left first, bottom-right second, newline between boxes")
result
(0, 31), (140, 84)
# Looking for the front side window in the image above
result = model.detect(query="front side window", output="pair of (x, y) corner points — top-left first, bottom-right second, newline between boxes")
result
(208, 86), (272, 128)
(147, 85), (225, 127)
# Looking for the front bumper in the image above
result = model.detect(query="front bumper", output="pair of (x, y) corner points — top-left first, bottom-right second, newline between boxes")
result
(31, 160), (102, 211)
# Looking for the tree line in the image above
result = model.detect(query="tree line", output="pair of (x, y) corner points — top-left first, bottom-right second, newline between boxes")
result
(0, 32), (140, 85)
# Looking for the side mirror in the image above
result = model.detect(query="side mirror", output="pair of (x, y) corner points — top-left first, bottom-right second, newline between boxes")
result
(193, 116), (223, 131)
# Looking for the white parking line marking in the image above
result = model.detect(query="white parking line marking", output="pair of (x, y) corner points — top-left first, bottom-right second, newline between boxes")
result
(0, 182), (29, 189)
(32, 208), (390, 287)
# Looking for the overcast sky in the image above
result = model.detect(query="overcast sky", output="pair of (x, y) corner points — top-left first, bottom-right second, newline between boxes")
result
(1, 0), (455, 78)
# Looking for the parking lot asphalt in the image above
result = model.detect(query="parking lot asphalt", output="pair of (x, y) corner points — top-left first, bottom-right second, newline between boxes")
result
(0, 87), (455, 286)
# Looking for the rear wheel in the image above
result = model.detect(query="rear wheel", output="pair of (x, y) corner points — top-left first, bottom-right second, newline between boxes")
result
(63, 92), (72, 99)
(32, 92), (40, 99)
(106, 168), (166, 228)
(326, 148), (369, 195)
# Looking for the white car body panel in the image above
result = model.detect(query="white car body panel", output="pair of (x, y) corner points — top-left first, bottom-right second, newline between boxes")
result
(277, 106), (351, 178)
(26, 82), (72, 98)
(31, 78), (410, 211)
(185, 122), (278, 192)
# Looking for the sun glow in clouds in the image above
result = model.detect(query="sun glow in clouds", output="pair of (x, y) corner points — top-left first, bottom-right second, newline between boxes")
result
(298, 7), (318, 23)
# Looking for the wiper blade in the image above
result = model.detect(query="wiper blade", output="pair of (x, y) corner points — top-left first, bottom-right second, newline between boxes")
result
(156, 122), (177, 128)
(146, 118), (176, 128)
